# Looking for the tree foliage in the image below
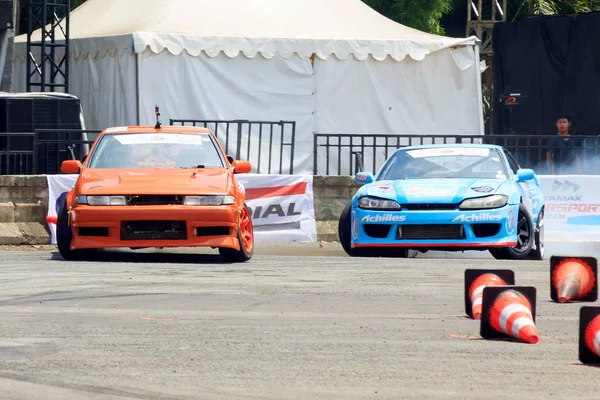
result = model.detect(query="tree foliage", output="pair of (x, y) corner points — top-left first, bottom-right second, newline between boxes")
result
(363, 0), (453, 35)
(364, 0), (600, 35)
(509, 0), (600, 20)
(71, 0), (87, 9)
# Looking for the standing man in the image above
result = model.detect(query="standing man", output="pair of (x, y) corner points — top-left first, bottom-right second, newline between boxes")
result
(546, 114), (581, 175)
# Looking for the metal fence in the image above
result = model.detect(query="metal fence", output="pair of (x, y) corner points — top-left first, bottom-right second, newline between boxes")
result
(5, 129), (598, 177)
(0, 133), (37, 175)
(313, 133), (600, 175)
(35, 129), (99, 174)
(170, 119), (297, 174)
(0, 130), (100, 175)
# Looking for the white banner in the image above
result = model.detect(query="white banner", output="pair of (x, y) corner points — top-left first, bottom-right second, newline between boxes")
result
(45, 174), (317, 245)
(538, 175), (600, 242)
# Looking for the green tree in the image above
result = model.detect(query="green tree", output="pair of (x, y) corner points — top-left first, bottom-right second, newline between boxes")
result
(362, 0), (453, 35)
(509, 0), (600, 19)
(363, 0), (600, 37)
(71, 0), (86, 9)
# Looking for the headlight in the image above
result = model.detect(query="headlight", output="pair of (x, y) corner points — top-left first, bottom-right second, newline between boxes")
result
(459, 195), (508, 209)
(358, 196), (401, 210)
(183, 195), (235, 206)
(76, 195), (126, 205)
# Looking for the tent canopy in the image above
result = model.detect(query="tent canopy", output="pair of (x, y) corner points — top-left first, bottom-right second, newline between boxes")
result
(15, 0), (477, 61)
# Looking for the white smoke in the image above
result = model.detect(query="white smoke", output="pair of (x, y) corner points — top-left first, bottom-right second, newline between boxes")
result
(526, 136), (600, 176)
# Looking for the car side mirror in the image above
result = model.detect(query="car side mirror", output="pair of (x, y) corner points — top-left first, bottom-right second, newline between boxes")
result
(61, 160), (82, 174)
(516, 168), (535, 182)
(232, 160), (251, 174)
(355, 172), (374, 184)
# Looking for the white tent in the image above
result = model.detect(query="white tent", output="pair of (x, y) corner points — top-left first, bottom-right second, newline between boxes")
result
(12, 0), (483, 175)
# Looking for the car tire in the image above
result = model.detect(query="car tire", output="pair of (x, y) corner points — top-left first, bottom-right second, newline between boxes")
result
(338, 203), (395, 257)
(527, 208), (544, 260)
(56, 199), (95, 261)
(220, 204), (254, 263)
(489, 203), (534, 260)
(339, 203), (368, 257)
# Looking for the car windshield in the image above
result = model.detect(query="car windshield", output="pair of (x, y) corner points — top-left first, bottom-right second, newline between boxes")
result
(87, 133), (225, 169)
(377, 147), (508, 180)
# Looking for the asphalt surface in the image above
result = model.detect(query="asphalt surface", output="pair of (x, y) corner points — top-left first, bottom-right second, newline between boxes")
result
(0, 243), (599, 399)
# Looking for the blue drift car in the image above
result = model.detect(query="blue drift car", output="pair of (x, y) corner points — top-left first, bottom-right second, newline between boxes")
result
(338, 144), (545, 260)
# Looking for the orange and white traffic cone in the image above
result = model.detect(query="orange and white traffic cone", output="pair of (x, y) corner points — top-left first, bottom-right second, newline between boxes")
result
(579, 306), (600, 364)
(480, 286), (538, 344)
(551, 256), (597, 303)
(464, 269), (514, 320)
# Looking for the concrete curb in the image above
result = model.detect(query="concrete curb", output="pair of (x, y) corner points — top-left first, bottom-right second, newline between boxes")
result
(0, 222), (51, 245)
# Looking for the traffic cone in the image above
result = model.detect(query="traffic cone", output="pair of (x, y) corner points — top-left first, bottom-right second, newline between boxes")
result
(464, 269), (514, 320)
(480, 286), (538, 344)
(550, 256), (597, 303)
(578, 306), (600, 364)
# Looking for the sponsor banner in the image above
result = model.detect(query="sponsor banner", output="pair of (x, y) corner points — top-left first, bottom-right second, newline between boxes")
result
(452, 213), (503, 223)
(241, 175), (316, 242)
(45, 174), (317, 245)
(538, 175), (600, 241)
(361, 214), (406, 223)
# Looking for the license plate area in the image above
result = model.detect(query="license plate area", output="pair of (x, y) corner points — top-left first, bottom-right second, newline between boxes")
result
(120, 220), (187, 240)
(397, 224), (465, 240)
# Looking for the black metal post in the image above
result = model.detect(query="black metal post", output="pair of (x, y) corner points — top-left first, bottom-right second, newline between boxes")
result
(26, 0), (70, 93)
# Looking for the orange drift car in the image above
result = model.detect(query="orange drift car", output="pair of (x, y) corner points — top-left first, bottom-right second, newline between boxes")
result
(57, 124), (253, 262)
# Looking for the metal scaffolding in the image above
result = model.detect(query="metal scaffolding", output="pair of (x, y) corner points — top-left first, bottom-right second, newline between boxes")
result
(466, 0), (507, 58)
(26, 0), (70, 92)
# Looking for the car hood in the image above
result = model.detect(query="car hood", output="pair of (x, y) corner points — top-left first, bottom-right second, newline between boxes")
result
(363, 178), (504, 204)
(79, 168), (231, 195)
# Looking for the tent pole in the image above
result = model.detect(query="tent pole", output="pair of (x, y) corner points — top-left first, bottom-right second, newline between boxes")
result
(473, 41), (485, 136)
(135, 52), (141, 125)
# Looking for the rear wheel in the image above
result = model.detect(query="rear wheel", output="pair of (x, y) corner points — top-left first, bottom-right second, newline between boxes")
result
(56, 200), (95, 261)
(220, 205), (254, 263)
(489, 203), (534, 260)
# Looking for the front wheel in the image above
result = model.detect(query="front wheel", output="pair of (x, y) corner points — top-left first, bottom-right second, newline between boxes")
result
(220, 205), (254, 263)
(338, 203), (368, 257)
(56, 200), (95, 261)
(489, 203), (534, 260)
(338, 203), (409, 258)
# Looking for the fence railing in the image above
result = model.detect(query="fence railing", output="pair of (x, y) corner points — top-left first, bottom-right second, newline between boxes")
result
(313, 133), (600, 175)
(170, 119), (296, 174)
(0, 130), (100, 175)
(35, 129), (100, 174)
(4, 129), (598, 176)
(0, 133), (37, 175)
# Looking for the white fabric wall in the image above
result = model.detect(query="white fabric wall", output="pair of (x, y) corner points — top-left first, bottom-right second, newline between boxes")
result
(11, 46), (137, 133)
(313, 46), (481, 175)
(139, 50), (315, 174)
(70, 49), (138, 132)
(0, 27), (15, 92)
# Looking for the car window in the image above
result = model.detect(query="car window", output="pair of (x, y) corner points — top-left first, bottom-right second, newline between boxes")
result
(504, 151), (520, 175)
(87, 133), (225, 169)
(377, 147), (508, 180)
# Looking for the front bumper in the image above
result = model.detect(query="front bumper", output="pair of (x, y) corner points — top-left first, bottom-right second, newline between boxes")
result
(69, 204), (241, 250)
(351, 204), (519, 249)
